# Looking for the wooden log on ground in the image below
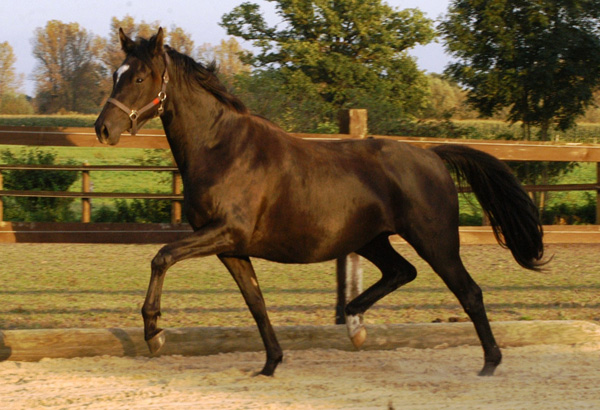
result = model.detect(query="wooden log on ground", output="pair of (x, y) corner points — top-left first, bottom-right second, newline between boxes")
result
(1, 321), (598, 362)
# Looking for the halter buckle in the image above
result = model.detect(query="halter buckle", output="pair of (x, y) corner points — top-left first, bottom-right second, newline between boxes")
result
(129, 110), (139, 121)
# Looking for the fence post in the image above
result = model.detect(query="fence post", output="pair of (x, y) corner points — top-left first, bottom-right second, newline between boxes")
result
(171, 171), (182, 224)
(335, 109), (367, 325)
(597, 163), (600, 224)
(81, 163), (91, 223)
(0, 171), (3, 223)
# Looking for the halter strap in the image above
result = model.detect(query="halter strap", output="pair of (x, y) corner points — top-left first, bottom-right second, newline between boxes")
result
(107, 53), (170, 136)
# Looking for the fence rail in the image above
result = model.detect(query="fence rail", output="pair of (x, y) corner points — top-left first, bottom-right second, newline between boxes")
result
(0, 162), (183, 224)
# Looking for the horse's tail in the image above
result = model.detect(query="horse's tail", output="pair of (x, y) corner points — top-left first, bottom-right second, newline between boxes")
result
(431, 144), (545, 271)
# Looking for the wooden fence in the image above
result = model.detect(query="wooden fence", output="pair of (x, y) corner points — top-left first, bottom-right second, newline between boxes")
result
(3, 115), (600, 244)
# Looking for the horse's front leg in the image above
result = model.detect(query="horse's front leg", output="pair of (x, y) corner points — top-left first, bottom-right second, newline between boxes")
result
(218, 256), (283, 376)
(142, 223), (235, 354)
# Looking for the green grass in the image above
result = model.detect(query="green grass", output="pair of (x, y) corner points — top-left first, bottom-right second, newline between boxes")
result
(0, 243), (598, 330)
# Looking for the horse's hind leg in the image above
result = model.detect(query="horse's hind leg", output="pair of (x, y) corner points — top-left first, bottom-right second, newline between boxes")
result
(412, 234), (502, 376)
(344, 234), (417, 347)
(218, 255), (283, 376)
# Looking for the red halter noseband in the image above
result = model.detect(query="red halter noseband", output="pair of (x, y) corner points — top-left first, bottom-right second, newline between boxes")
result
(107, 54), (170, 135)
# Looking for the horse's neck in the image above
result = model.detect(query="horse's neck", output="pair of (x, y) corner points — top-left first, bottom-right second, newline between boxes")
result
(160, 91), (249, 178)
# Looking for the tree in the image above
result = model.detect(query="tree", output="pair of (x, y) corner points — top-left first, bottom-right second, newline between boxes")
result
(98, 17), (195, 99)
(0, 42), (32, 114)
(102, 16), (163, 73)
(440, 0), (600, 213)
(220, 0), (436, 133)
(103, 17), (195, 72)
(32, 20), (105, 113)
(0, 42), (23, 97)
(421, 74), (477, 120)
(0, 93), (34, 115)
(168, 26), (195, 55)
(440, 0), (600, 141)
(197, 37), (251, 80)
(232, 68), (338, 132)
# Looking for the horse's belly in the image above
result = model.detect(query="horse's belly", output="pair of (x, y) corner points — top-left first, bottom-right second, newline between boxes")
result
(247, 212), (389, 264)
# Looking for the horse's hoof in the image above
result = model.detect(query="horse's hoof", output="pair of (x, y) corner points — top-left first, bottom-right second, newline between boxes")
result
(146, 329), (166, 355)
(351, 327), (367, 349)
(346, 314), (367, 348)
(478, 362), (497, 376)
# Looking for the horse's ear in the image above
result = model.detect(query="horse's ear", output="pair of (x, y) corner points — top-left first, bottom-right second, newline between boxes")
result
(119, 28), (135, 53)
(151, 27), (165, 55)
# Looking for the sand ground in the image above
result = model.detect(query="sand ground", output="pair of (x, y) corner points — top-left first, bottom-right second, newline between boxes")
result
(1, 343), (599, 410)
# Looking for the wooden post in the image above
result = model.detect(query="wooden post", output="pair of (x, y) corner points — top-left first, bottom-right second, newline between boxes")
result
(338, 109), (368, 137)
(596, 163), (600, 224)
(335, 109), (367, 325)
(0, 171), (3, 223)
(171, 171), (182, 224)
(81, 164), (91, 223)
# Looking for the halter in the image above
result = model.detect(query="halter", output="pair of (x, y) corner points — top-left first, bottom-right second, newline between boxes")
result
(107, 54), (170, 136)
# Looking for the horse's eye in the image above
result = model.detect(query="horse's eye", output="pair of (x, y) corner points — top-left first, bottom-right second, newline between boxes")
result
(136, 78), (144, 83)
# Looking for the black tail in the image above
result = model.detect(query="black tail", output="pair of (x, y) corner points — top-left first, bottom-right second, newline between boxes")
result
(431, 144), (545, 271)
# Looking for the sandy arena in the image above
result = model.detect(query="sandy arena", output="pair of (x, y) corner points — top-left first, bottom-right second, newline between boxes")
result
(1, 342), (599, 409)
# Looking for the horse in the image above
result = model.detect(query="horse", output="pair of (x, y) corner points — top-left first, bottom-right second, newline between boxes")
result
(95, 28), (545, 377)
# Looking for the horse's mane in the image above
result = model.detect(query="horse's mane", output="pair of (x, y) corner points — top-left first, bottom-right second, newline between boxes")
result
(163, 45), (249, 115)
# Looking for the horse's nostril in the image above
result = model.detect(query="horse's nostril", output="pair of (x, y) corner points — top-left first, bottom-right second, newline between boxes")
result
(97, 124), (110, 143)
(102, 125), (110, 140)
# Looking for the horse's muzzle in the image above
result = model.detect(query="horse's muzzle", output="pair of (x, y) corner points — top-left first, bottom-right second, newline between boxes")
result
(94, 120), (121, 146)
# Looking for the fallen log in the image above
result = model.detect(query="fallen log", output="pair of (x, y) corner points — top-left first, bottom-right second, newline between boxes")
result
(1, 320), (598, 362)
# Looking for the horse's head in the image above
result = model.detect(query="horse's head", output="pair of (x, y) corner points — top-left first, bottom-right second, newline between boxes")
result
(95, 28), (169, 145)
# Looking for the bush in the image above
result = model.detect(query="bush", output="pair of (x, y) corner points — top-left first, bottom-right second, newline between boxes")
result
(0, 93), (35, 115)
(1, 148), (79, 222)
(543, 193), (597, 225)
(92, 199), (173, 223)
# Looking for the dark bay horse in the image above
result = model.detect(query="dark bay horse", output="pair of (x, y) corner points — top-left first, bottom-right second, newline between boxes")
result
(95, 28), (545, 377)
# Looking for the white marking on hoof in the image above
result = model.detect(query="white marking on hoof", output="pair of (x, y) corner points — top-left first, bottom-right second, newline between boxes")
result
(346, 315), (367, 348)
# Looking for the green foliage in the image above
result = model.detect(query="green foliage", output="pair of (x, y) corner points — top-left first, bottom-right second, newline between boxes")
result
(222, 0), (435, 134)
(0, 148), (78, 222)
(543, 193), (597, 225)
(441, 0), (600, 138)
(93, 199), (172, 223)
(232, 69), (338, 133)
(383, 118), (476, 139)
(421, 75), (478, 120)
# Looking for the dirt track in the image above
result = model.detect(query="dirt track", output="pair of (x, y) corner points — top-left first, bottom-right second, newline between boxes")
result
(2, 343), (599, 410)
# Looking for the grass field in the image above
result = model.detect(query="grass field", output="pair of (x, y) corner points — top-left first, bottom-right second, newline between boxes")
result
(0, 243), (598, 330)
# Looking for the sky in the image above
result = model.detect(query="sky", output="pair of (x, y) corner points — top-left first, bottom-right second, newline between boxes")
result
(0, 0), (451, 96)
